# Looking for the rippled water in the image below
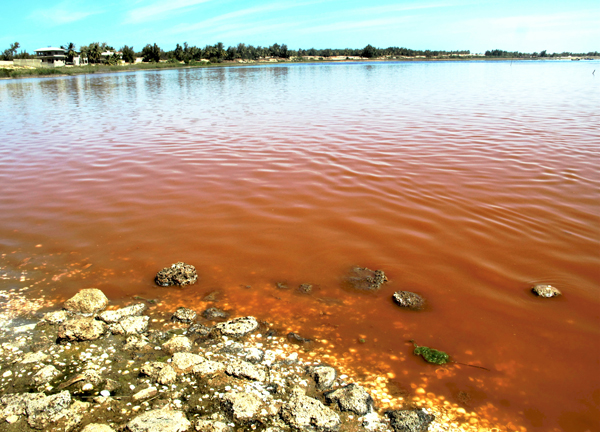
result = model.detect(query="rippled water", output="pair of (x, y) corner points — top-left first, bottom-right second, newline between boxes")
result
(1, 61), (599, 431)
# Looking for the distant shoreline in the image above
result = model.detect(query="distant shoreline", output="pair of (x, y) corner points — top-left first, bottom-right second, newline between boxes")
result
(2, 56), (596, 81)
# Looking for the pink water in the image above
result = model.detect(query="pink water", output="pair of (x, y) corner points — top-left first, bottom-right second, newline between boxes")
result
(1, 61), (599, 431)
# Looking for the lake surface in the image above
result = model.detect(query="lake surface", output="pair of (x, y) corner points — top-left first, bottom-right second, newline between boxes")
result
(1, 60), (599, 431)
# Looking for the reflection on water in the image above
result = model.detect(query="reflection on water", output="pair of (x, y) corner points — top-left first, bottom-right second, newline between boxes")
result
(1, 61), (599, 431)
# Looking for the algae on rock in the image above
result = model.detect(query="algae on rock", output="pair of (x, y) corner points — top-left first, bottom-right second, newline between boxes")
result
(410, 340), (449, 365)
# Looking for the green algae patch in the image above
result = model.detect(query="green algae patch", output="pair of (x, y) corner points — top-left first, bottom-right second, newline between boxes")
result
(410, 340), (449, 365)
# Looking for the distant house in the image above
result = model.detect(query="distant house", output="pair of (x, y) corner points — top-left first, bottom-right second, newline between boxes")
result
(101, 51), (123, 61)
(34, 47), (87, 67)
(35, 47), (66, 67)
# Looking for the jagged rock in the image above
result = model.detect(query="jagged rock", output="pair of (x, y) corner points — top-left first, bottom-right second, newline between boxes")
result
(281, 393), (340, 431)
(126, 409), (191, 432)
(81, 424), (116, 432)
(171, 353), (205, 373)
(63, 288), (109, 314)
(325, 384), (373, 415)
(155, 262), (198, 287)
(346, 267), (388, 291)
(109, 316), (149, 335)
(32, 365), (61, 386)
(172, 307), (197, 323)
(243, 347), (265, 363)
(298, 283), (313, 293)
(41, 310), (70, 325)
(202, 307), (229, 320)
(386, 409), (435, 432)
(226, 359), (268, 382)
(57, 318), (106, 341)
(194, 418), (232, 432)
(392, 292), (425, 310)
(211, 316), (258, 338)
(132, 387), (158, 402)
(287, 332), (311, 344)
(192, 360), (226, 376)
(25, 391), (72, 429)
(140, 363), (177, 385)
(1, 393), (38, 419)
(531, 284), (561, 298)
(162, 336), (192, 354)
(311, 366), (336, 390)
(124, 335), (150, 350)
(221, 392), (263, 422)
(98, 303), (146, 323)
(21, 351), (49, 364)
(188, 323), (211, 337)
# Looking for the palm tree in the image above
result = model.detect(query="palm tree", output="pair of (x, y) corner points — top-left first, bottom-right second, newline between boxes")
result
(61, 42), (76, 64)
(87, 42), (101, 64)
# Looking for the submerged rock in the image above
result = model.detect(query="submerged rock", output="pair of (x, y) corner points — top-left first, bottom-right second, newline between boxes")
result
(126, 409), (191, 432)
(202, 307), (229, 320)
(226, 359), (268, 382)
(194, 419), (232, 432)
(392, 291), (425, 310)
(31, 365), (61, 386)
(287, 332), (311, 344)
(25, 391), (73, 429)
(531, 284), (561, 298)
(155, 262), (198, 287)
(346, 267), (388, 291)
(162, 336), (192, 354)
(63, 288), (109, 314)
(98, 303), (146, 323)
(211, 316), (258, 338)
(325, 384), (373, 415)
(188, 323), (212, 337)
(109, 316), (149, 335)
(386, 409), (434, 432)
(140, 363), (177, 385)
(298, 283), (313, 294)
(57, 318), (106, 341)
(81, 424), (116, 432)
(172, 307), (197, 323)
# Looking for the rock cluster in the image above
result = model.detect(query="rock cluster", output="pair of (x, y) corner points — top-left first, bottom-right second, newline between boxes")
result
(0, 288), (437, 432)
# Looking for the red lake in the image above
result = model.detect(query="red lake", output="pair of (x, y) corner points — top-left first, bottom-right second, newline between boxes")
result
(0, 61), (599, 431)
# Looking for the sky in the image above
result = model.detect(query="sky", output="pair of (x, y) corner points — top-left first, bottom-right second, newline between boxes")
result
(2, 0), (599, 54)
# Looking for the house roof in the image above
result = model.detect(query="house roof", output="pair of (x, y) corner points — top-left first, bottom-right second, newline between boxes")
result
(35, 47), (65, 52)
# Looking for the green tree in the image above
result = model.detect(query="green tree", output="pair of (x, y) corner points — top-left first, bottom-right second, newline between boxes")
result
(61, 42), (76, 63)
(141, 43), (161, 62)
(85, 42), (102, 64)
(173, 43), (183, 61)
(361, 44), (376, 58)
(121, 45), (135, 63)
(2, 42), (20, 60)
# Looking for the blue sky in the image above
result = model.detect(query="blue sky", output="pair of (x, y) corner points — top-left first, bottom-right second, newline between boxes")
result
(2, 0), (599, 54)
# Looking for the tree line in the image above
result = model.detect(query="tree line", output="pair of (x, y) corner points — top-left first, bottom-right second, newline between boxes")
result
(484, 49), (599, 58)
(2, 41), (597, 63)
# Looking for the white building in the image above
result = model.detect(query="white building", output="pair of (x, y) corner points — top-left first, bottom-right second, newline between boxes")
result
(35, 47), (66, 67)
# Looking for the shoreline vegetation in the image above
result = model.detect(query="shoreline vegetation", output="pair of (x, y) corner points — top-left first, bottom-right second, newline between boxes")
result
(2, 55), (598, 80)
(2, 40), (598, 80)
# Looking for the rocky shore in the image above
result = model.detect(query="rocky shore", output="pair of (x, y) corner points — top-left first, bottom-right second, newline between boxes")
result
(0, 287), (440, 432)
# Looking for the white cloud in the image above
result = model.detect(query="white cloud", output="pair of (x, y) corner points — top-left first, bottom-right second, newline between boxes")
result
(30, 1), (101, 25)
(125, 0), (213, 24)
(167, 1), (314, 35)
